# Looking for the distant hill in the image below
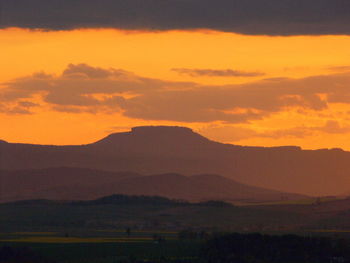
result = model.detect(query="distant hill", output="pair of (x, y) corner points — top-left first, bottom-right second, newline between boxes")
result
(4, 193), (350, 233)
(0, 194), (312, 233)
(3, 194), (345, 233)
(0, 167), (305, 203)
(8, 194), (233, 207)
(1, 126), (350, 195)
(0, 167), (137, 202)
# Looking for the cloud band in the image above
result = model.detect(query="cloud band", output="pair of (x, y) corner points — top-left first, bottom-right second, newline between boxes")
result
(1, 0), (350, 35)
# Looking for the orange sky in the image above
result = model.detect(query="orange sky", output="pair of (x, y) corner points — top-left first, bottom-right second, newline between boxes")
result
(2, 28), (350, 149)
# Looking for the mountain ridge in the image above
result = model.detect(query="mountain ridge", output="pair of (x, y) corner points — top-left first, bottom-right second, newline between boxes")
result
(1, 126), (350, 195)
(0, 126), (340, 151)
(0, 167), (306, 203)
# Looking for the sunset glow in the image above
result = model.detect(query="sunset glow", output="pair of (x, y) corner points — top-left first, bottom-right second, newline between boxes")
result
(2, 28), (350, 149)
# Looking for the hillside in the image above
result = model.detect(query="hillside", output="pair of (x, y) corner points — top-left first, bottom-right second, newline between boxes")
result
(0, 167), (304, 203)
(1, 126), (350, 195)
(0, 194), (310, 233)
(4, 194), (350, 233)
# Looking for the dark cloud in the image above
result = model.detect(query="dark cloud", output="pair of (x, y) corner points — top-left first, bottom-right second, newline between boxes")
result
(172, 68), (264, 77)
(1, 0), (350, 35)
(3, 64), (350, 124)
(1, 63), (193, 106)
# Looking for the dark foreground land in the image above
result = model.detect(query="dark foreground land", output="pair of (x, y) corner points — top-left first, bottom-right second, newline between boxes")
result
(0, 240), (202, 263)
(2, 233), (350, 263)
(3, 195), (350, 262)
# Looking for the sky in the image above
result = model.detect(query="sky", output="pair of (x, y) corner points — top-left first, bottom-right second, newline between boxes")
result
(2, 0), (350, 149)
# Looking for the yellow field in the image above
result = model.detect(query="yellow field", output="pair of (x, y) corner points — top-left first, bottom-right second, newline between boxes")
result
(96, 229), (178, 234)
(0, 236), (173, 243)
(0, 230), (179, 243)
(13, 232), (57, 236)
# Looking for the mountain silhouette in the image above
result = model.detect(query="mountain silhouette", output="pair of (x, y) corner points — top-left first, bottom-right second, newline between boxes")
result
(0, 167), (305, 203)
(1, 126), (350, 195)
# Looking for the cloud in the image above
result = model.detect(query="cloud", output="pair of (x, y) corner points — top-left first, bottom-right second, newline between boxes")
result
(117, 75), (337, 122)
(119, 72), (350, 123)
(0, 101), (35, 115)
(327, 66), (350, 72)
(200, 121), (350, 142)
(198, 125), (260, 141)
(259, 120), (350, 139)
(106, 125), (133, 134)
(3, 64), (350, 124)
(1, 0), (350, 36)
(172, 68), (264, 77)
(1, 63), (193, 106)
(317, 120), (350, 134)
(17, 101), (39, 108)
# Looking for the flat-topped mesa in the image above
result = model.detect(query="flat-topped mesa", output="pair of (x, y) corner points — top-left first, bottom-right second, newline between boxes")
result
(130, 126), (198, 138)
(94, 126), (210, 146)
(131, 125), (192, 134)
(268, 145), (302, 151)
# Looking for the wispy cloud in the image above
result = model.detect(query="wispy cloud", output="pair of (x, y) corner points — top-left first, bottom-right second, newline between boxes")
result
(200, 121), (350, 142)
(0, 100), (39, 115)
(172, 68), (264, 77)
(327, 65), (350, 72)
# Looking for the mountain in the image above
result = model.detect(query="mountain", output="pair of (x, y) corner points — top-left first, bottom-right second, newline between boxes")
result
(0, 167), (305, 203)
(1, 126), (350, 195)
(0, 167), (137, 202)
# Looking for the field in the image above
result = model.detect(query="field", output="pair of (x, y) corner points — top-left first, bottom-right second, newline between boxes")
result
(3, 230), (350, 263)
(0, 200), (303, 262)
(0, 230), (179, 243)
(0, 231), (202, 263)
(3, 196), (350, 262)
